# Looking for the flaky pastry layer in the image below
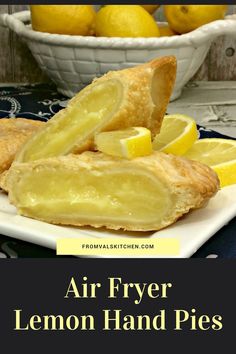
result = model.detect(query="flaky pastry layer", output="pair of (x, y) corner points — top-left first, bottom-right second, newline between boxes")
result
(0, 118), (44, 174)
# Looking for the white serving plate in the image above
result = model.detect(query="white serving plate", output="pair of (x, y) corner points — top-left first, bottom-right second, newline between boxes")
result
(0, 185), (236, 258)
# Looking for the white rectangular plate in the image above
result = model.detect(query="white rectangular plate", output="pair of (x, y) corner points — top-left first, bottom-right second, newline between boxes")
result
(0, 185), (236, 258)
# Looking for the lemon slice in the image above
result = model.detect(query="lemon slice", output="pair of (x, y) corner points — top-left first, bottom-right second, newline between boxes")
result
(184, 138), (236, 187)
(95, 127), (152, 159)
(153, 114), (198, 155)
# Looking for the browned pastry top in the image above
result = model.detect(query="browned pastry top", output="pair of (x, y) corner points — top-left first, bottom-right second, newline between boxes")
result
(0, 118), (44, 174)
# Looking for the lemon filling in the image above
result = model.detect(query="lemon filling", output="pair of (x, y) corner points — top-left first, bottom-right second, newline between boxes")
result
(17, 79), (122, 162)
(12, 167), (172, 227)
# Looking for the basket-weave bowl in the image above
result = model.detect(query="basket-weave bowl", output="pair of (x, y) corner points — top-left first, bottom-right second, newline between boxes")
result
(1, 11), (236, 100)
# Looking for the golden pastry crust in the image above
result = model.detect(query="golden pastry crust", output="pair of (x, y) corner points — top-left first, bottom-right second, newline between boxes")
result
(15, 56), (176, 162)
(6, 151), (219, 231)
(70, 56), (177, 144)
(0, 118), (44, 174)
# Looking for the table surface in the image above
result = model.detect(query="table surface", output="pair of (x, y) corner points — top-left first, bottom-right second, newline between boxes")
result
(169, 81), (236, 138)
(0, 81), (235, 258)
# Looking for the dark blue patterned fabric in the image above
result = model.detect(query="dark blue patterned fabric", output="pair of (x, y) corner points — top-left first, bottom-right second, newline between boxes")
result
(0, 83), (67, 121)
(0, 84), (235, 258)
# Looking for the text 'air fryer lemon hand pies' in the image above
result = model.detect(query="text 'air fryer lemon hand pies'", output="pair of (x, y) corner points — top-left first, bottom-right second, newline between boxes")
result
(0, 118), (44, 174)
(6, 152), (219, 232)
(15, 56), (176, 163)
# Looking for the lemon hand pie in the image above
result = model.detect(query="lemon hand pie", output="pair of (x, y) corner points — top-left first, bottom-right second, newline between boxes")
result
(0, 118), (44, 174)
(15, 56), (176, 163)
(6, 151), (219, 231)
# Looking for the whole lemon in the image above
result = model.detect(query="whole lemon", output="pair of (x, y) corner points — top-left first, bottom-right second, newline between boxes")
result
(159, 25), (177, 37)
(95, 5), (160, 37)
(141, 5), (160, 14)
(164, 5), (228, 34)
(30, 5), (96, 35)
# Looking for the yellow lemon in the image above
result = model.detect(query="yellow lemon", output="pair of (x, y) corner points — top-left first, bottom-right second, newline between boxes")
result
(184, 138), (236, 187)
(95, 5), (160, 37)
(30, 5), (96, 35)
(153, 114), (198, 155)
(159, 24), (177, 37)
(95, 127), (153, 159)
(164, 5), (228, 34)
(141, 5), (160, 14)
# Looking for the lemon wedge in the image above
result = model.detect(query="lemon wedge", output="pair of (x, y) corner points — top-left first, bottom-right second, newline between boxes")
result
(184, 138), (236, 187)
(153, 114), (198, 155)
(95, 127), (152, 159)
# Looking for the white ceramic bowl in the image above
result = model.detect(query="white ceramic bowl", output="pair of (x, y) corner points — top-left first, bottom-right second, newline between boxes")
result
(1, 11), (236, 100)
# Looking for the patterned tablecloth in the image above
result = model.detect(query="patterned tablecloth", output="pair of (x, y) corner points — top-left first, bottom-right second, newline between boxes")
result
(0, 83), (235, 259)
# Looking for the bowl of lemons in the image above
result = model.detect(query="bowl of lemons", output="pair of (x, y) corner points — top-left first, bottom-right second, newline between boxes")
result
(1, 5), (236, 100)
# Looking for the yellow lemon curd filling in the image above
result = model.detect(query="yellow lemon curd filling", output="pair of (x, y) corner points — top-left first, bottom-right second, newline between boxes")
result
(10, 166), (172, 228)
(16, 79), (122, 163)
